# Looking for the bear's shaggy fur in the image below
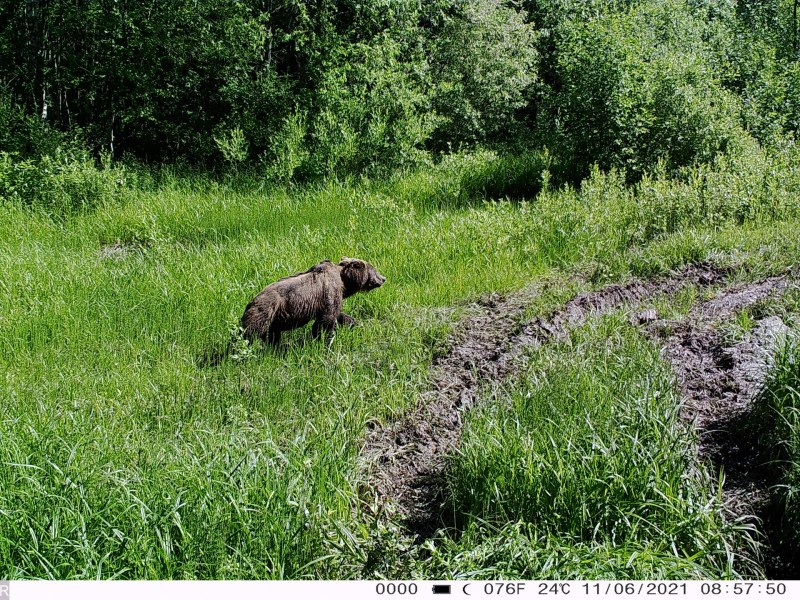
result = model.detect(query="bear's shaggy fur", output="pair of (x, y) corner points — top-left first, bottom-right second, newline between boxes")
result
(240, 257), (386, 346)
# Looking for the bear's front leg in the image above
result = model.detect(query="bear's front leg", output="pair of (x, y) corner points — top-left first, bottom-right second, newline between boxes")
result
(337, 313), (356, 327)
(314, 293), (343, 340)
(312, 314), (338, 339)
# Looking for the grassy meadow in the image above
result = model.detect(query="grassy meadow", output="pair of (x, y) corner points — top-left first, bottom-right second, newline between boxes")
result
(2, 144), (800, 579)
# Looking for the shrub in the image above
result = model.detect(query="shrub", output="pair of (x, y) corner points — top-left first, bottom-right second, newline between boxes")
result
(261, 111), (310, 183)
(299, 36), (438, 178)
(742, 58), (800, 144)
(549, 0), (744, 181)
(0, 149), (128, 215)
(428, 0), (539, 149)
(0, 93), (75, 158)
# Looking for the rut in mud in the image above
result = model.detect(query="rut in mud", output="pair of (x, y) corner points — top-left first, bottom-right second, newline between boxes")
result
(360, 262), (730, 536)
(641, 273), (798, 576)
(644, 275), (795, 449)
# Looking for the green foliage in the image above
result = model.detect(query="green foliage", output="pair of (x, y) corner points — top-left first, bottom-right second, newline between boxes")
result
(750, 333), (800, 565)
(0, 167), (544, 578)
(741, 56), (800, 143)
(0, 0), (538, 176)
(0, 149), (128, 215)
(0, 138), (800, 578)
(0, 0), (305, 163)
(2, 141), (800, 578)
(549, 0), (744, 180)
(2, 0), (800, 184)
(456, 149), (552, 200)
(383, 149), (551, 208)
(261, 111), (310, 183)
(428, 0), (539, 148)
(4, 0), (800, 580)
(3, 0), (800, 182)
(445, 317), (749, 577)
(214, 128), (250, 172)
(424, 521), (739, 579)
(735, 0), (800, 62)
(303, 35), (437, 177)
(0, 94), (67, 157)
(505, 137), (800, 278)
(630, 136), (800, 242)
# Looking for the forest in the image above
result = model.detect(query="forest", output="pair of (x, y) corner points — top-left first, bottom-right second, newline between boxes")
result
(1, 0), (800, 581)
(1, 0), (796, 186)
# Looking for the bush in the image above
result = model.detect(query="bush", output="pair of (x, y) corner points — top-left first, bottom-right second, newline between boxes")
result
(299, 35), (437, 178)
(0, 93), (74, 158)
(0, 149), (128, 215)
(428, 0), (539, 149)
(261, 111), (310, 183)
(548, 0), (744, 181)
(742, 58), (800, 144)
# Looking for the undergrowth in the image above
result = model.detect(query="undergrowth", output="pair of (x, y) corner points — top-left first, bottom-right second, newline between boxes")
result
(750, 333), (800, 570)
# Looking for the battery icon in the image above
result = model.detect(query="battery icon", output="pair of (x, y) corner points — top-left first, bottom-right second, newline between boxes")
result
(432, 585), (451, 595)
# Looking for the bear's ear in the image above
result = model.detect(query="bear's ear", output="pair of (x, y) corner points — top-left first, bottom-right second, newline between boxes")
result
(340, 257), (365, 269)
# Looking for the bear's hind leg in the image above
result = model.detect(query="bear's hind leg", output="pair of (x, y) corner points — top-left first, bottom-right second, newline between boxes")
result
(266, 328), (282, 347)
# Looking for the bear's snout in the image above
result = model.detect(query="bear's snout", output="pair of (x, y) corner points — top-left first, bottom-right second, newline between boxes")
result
(369, 273), (386, 289)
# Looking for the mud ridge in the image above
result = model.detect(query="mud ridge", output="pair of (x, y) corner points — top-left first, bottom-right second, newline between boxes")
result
(360, 262), (729, 536)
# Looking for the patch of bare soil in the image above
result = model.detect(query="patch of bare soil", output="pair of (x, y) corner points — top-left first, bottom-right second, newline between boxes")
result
(360, 262), (728, 536)
(641, 274), (798, 576)
(98, 239), (152, 260)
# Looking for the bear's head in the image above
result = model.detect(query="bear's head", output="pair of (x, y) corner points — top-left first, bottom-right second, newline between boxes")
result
(339, 257), (386, 297)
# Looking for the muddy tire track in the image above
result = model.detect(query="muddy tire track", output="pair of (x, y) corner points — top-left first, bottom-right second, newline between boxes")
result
(645, 275), (795, 435)
(640, 272), (798, 575)
(360, 262), (728, 535)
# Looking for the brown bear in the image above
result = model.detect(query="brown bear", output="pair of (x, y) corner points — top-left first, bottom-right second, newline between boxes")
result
(240, 257), (386, 346)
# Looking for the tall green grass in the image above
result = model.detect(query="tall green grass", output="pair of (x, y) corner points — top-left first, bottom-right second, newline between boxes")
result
(750, 332), (800, 570)
(0, 156), (554, 578)
(435, 314), (755, 579)
(1, 146), (800, 578)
